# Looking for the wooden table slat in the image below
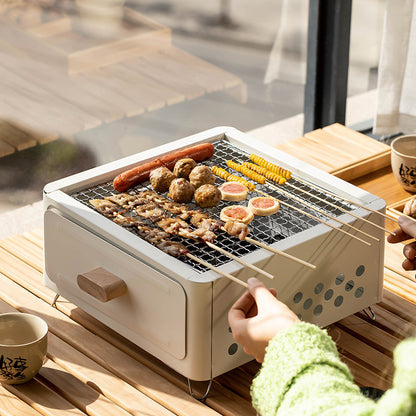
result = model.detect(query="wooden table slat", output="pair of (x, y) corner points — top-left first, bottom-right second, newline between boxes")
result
(0, 384), (44, 416)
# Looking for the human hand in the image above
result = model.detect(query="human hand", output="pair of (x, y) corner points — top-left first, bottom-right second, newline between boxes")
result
(228, 277), (299, 362)
(387, 215), (416, 271)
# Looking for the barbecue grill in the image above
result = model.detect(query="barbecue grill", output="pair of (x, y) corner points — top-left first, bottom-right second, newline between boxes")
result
(43, 126), (385, 383)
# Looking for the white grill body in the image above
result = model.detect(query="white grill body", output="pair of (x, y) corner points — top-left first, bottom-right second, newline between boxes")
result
(43, 127), (385, 381)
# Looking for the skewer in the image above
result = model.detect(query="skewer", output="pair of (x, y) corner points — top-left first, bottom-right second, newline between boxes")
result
(229, 160), (378, 242)
(266, 182), (379, 242)
(255, 189), (372, 247)
(293, 176), (399, 224)
(89, 203), (249, 289)
(218, 164), (373, 246)
(243, 160), (392, 235)
(205, 241), (275, 279)
(185, 253), (248, 288)
(242, 233), (317, 270)
(101, 193), (275, 280)
(248, 154), (399, 225)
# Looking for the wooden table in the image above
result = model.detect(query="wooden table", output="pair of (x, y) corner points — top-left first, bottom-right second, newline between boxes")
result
(0, 125), (416, 415)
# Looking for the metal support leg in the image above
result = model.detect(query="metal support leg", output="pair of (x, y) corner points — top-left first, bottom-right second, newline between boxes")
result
(51, 293), (60, 308)
(362, 305), (376, 320)
(304, 0), (352, 133)
(187, 378), (213, 401)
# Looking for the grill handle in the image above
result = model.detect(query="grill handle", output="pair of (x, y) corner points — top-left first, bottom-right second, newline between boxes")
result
(77, 267), (127, 302)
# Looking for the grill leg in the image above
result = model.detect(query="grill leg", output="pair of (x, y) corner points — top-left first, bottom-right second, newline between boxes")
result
(187, 378), (213, 401)
(362, 305), (376, 320)
(51, 293), (60, 308)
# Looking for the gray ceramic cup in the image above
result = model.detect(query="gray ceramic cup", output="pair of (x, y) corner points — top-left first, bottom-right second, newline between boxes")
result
(0, 313), (48, 384)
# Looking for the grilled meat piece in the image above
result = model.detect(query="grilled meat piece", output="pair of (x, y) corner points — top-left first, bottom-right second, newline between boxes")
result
(135, 203), (167, 222)
(188, 227), (216, 243)
(113, 215), (143, 227)
(107, 193), (151, 209)
(173, 158), (197, 179)
(156, 241), (189, 257)
(189, 165), (215, 189)
(223, 220), (250, 241)
(194, 184), (221, 208)
(149, 166), (175, 193)
(157, 217), (194, 239)
(168, 178), (195, 203)
(89, 199), (123, 217)
(190, 212), (222, 232)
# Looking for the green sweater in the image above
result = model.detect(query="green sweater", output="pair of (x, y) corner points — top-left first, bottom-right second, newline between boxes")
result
(251, 322), (416, 416)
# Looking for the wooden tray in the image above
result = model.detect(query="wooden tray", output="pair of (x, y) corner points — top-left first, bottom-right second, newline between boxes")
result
(275, 123), (391, 181)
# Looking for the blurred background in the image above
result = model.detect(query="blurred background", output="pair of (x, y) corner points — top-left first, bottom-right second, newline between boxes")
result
(0, 0), (384, 214)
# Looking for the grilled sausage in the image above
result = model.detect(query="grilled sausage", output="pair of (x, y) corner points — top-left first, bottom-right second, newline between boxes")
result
(113, 143), (215, 192)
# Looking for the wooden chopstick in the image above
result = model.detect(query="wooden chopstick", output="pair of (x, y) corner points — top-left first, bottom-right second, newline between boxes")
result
(185, 253), (248, 288)
(205, 241), (275, 279)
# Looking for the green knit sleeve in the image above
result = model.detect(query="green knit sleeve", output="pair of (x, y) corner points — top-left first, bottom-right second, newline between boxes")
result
(251, 321), (375, 416)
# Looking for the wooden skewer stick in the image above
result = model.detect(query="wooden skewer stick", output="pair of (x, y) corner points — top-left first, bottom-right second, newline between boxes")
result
(205, 241), (275, 279)
(186, 252), (248, 288)
(293, 176), (399, 224)
(256, 189), (372, 247)
(282, 181), (393, 236)
(266, 182), (379, 242)
(212, 165), (372, 247)
(242, 234), (317, 270)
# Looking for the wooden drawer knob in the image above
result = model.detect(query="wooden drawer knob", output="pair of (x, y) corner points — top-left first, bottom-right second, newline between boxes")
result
(77, 267), (127, 302)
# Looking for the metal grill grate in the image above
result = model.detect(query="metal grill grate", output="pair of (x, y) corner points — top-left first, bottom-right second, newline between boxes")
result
(69, 139), (354, 273)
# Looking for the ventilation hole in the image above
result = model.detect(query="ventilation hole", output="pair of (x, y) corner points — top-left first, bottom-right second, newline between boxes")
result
(335, 274), (345, 285)
(293, 292), (303, 304)
(314, 283), (324, 295)
(324, 289), (334, 301)
(345, 280), (354, 292)
(334, 296), (344, 307)
(303, 298), (313, 310)
(355, 287), (364, 298)
(228, 343), (238, 355)
(356, 265), (365, 277)
(313, 304), (323, 316)
(228, 326), (232, 333)
(297, 314), (302, 320)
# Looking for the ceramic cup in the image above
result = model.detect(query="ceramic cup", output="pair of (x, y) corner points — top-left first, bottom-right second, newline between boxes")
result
(0, 313), (48, 384)
(391, 135), (416, 193)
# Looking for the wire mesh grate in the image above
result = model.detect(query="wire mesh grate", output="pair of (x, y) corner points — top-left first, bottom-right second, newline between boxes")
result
(69, 138), (355, 273)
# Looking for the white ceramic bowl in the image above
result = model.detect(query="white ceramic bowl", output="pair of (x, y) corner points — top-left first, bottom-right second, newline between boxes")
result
(0, 313), (48, 384)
